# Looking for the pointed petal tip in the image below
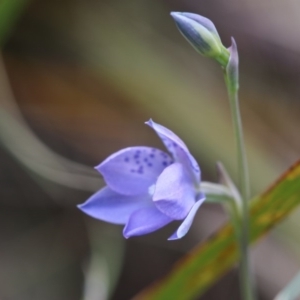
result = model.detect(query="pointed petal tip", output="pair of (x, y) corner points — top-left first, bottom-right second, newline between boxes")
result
(145, 118), (156, 129)
(170, 12), (182, 18)
(76, 201), (90, 214)
(170, 12), (187, 24)
(145, 118), (153, 126)
(122, 225), (129, 238)
(123, 226), (137, 239)
(94, 161), (104, 172)
(167, 234), (180, 241)
(122, 231), (130, 239)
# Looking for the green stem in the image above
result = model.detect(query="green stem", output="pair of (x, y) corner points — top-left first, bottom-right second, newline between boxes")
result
(224, 73), (254, 300)
(225, 75), (250, 201)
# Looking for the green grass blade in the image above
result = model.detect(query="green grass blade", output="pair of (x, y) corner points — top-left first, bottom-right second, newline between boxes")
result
(135, 160), (300, 300)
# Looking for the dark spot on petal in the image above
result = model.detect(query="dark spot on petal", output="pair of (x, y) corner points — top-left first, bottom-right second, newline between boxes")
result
(136, 160), (140, 164)
(144, 158), (148, 162)
(130, 169), (136, 173)
(148, 163), (152, 167)
(124, 157), (129, 162)
(162, 161), (168, 166)
(150, 154), (155, 158)
(173, 142), (178, 147)
(137, 166), (144, 174)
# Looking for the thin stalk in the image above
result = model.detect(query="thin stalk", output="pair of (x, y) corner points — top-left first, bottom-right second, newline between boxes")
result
(224, 75), (250, 201)
(224, 73), (254, 300)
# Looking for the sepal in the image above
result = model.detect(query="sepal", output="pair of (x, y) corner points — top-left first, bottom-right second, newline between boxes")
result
(200, 181), (233, 203)
(226, 37), (239, 92)
(216, 162), (242, 209)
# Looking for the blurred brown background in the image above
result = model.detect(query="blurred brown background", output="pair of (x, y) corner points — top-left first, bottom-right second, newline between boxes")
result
(1, 0), (300, 299)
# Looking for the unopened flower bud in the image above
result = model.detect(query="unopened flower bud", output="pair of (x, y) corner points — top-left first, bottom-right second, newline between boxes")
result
(170, 12), (229, 67)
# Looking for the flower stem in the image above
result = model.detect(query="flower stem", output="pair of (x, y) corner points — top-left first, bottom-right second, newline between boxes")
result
(224, 73), (255, 300)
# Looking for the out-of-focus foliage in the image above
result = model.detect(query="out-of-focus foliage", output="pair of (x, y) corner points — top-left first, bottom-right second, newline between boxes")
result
(1, 0), (300, 299)
(0, 0), (29, 45)
(135, 160), (300, 300)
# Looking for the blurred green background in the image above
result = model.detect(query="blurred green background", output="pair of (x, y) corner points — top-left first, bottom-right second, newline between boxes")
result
(1, 0), (300, 299)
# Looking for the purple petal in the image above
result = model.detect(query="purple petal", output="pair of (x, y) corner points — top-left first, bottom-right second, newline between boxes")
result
(153, 163), (196, 220)
(175, 12), (220, 40)
(123, 206), (173, 238)
(146, 119), (200, 184)
(168, 194), (206, 240)
(77, 187), (151, 225)
(97, 146), (172, 196)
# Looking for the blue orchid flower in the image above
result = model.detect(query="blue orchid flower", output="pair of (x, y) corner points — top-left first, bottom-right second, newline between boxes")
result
(78, 119), (205, 240)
